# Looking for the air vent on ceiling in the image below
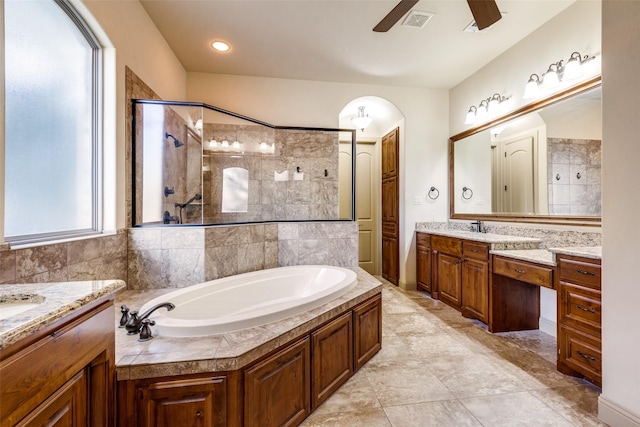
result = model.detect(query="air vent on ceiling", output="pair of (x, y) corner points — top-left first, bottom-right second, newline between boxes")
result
(401, 11), (434, 28)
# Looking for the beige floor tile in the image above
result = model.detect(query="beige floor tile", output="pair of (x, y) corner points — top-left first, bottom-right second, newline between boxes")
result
(398, 331), (477, 359)
(429, 353), (526, 398)
(530, 384), (608, 426)
(300, 407), (391, 427)
(460, 391), (576, 426)
(312, 370), (381, 416)
(384, 400), (483, 427)
(363, 358), (455, 406)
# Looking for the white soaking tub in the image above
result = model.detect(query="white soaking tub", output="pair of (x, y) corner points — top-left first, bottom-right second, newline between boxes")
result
(139, 265), (358, 337)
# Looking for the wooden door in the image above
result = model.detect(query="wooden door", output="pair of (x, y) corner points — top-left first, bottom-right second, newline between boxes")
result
(311, 312), (353, 410)
(137, 376), (227, 427)
(17, 371), (87, 427)
(502, 136), (535, 213)
(244, 338), (310, 427)
(381, 128), (399, 285)
(437, 253), (462, 309)
(462, 259), (489, 322)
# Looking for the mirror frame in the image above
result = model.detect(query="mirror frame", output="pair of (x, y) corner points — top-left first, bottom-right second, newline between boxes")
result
(449, 75), (601, 227)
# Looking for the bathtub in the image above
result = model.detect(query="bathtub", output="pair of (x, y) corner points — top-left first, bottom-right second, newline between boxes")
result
(139, 265), (358, 337)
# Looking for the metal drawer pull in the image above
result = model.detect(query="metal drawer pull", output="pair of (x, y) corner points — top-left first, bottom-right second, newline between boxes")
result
(576, 350), (597, 362)
(576, 304), (596, 314)
(514, 268), (526, 274)
(470, 249), (479, 252)
(576, 268), (596, 276)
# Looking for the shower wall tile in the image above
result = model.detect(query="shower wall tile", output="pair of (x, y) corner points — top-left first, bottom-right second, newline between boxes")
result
(278, 240), (298, 267)
(0, 251), (16, 284)
(205, 246), (238, 280)
(128, 249), (167, 290)
(129, 228), (162, 251)
(162, 249), (205, 287)
(161, 228), (204, 249)
(298, 240), (329, 265)
(237, 243), (265, 274)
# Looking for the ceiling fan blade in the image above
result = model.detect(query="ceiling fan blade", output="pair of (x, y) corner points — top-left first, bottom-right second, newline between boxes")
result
(373, 0), (419, 32)
(467, 0), (502, 30)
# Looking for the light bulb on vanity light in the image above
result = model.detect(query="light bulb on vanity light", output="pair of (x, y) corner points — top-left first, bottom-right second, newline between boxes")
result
(221, 140), (229, 148)
(523, 74), (541, 99)
(476, 100), (488, 120)
(232, 141), (240, 148)
(209, 139), (218, 148)
(464, 106), (477, 124)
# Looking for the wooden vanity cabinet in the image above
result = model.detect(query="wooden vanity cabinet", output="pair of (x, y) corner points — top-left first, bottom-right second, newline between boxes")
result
(416, 232), (433, 295)
(461, 241), (490, 324)
(0, 297), (116, 427)
(556, 254), (602, 387)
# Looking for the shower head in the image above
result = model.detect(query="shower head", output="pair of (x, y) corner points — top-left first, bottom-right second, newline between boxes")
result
(175, 193), (202, 209)
(165, 132), (184, 148)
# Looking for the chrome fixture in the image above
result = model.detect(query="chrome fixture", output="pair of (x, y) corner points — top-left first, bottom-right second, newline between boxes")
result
(352, 106), (373, 132)
(523, 51), (596, 99)
(464, 94), (510, 125)
(122, 302), (175, 335)
(462, 186), (474, 200)
(427, 186), (440, 200)
(165, 132), (184, 148)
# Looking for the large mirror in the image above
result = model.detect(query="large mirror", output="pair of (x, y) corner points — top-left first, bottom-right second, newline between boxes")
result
(450, 76), (601, 225)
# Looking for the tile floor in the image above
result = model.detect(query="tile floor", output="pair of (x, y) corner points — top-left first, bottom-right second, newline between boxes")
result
(301, 280), (606, 427)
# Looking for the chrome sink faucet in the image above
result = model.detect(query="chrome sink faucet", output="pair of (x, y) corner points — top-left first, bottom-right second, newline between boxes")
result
(121, 302), (175, 335)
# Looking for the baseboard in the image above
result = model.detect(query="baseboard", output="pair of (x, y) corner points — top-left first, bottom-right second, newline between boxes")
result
(399, 280), (417, 291)
(538, 317), (556, 337)
(599, 395), (640, 427)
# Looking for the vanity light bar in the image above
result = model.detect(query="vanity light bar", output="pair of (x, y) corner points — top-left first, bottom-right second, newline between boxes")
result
(464, 93), (511, 125)
(523, 52), (596, 99)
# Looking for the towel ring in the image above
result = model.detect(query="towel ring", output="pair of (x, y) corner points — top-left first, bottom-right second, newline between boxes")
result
(462, 186), (473, 200)
(427, 186), (440, 200)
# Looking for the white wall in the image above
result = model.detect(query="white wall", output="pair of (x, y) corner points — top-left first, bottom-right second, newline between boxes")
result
(187, 73), (449, 287)
(81, 0), (187, 229)
(599, 1), (640, 425)
(450, 1), (602, 136)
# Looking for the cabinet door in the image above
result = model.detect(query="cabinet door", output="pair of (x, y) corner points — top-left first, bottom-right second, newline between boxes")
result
(416, 247), (431, 293)
(354, 295), (382, 371)
(462, 259), (489, 323)
(244, 338), (310, 427)
(381, 235), (398, 285)
(311, 312), (353, 410)
(17, 370), (87, 427)
(437, 253), (462, 309)
(137, 376), (227, 427)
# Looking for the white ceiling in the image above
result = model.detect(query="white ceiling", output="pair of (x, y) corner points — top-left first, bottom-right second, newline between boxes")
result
(140, 0), (576, 90)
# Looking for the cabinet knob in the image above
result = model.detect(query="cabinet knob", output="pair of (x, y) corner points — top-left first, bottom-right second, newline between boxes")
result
(196, 410), (202, 417)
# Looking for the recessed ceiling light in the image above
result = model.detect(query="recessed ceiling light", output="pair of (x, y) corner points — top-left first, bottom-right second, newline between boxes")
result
(211, 40), (231, 53)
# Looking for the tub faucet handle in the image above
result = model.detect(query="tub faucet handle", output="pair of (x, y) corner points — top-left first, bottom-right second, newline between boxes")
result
(138, 318), (156, 342)
(125, 310), (140, 335)
(119, 305), (130, 328)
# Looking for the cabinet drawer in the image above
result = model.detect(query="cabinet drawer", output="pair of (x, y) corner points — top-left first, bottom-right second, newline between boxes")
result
(432, 236), (462, 257)
(559, 326), (601, 384)
(463, 241), (489, 261)
(416, 232), (430, 249)
(558, 257), (601, 290)
(493, 256), (553, 288)
(559, 283), (601, 335)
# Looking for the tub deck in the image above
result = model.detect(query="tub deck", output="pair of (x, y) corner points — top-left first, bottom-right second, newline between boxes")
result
(115, 267), (381, 381)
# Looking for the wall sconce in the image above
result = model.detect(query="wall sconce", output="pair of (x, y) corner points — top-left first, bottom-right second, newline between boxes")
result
(464, 94), (510, 125)
(352, 106), (373, 131)
(523, 51), (595, 99)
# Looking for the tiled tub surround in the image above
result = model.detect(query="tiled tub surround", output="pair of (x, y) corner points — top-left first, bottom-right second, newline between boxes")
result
(417, 221), (601, 249)
(0, 231), (128, 285)
(115, 268), (380, 380)
(0, 279), (126, 349)
(128, 221), (358, 290)
(547, 137), (602, 216)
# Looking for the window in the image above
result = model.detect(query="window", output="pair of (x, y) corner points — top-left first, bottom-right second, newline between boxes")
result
(4, 0), (101, 243)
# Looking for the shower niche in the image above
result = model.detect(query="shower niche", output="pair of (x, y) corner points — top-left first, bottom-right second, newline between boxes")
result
(132, 100), (356, 226)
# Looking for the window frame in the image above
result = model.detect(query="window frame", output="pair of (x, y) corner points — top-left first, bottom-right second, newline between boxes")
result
(4, 0), (103, 245)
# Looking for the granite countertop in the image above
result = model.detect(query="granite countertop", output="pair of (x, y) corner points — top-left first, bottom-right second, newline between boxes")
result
(490, 249), (556, 266)
(0, 279), (126, 349)
(550, 246), (602, 260)
(415, 227), (542, 250)
(114, 268), (382, 381)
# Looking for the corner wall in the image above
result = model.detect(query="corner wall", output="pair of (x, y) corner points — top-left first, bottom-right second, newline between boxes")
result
(599, 1), (640, 425)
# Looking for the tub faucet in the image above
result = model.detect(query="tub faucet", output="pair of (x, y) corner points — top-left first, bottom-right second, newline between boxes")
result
(124, 302), (175, 335)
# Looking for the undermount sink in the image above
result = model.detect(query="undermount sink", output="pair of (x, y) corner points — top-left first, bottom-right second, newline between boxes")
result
(0, 294), (45, 320)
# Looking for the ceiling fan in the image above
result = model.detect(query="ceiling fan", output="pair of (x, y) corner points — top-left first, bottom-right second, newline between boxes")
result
(373, 0), (502, 32)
